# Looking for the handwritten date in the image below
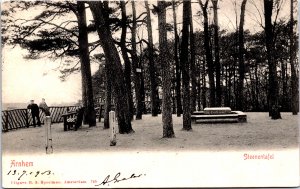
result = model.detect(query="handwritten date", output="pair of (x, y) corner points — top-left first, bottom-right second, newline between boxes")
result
(7, 169), (54, 181)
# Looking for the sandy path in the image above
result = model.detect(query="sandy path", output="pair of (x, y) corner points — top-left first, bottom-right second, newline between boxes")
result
(2, 112), (299, 155)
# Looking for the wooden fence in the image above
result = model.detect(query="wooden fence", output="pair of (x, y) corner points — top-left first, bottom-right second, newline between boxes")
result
(2, 106), (78, 132)
(2, 100), (163, 132)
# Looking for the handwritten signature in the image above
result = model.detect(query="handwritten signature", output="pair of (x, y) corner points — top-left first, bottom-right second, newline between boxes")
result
(95, 172), (146, 186)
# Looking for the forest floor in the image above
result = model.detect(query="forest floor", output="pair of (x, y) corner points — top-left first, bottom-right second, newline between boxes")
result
(2, 112), (299, 155)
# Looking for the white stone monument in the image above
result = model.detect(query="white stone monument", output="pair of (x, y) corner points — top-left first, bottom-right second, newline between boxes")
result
(45, 116), (53, 154)
(109, 111), (117, 146)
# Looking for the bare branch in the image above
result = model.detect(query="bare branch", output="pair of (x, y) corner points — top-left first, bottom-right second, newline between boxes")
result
(136, 12), (147, 21)
(66, 1), (78, 17)
(249, 0), (264, 29)
(89, 40), (102, 54)
(35, 18), (78, 37)
(246, 9), (265, 29)
(272, 0), (284, 33)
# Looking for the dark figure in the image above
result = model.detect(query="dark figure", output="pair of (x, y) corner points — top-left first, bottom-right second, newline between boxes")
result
(27, 100), (41, 127)
(39, 98), (51, 116)
(74, 106), (85, 131)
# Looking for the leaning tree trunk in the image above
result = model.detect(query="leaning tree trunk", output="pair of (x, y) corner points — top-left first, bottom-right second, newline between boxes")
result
(290, 0), (298, 115)
(172, 0), (183, 117)
(236, 0), (247, 111)
(212, 0), (222, 107)
(264, 0), (281, 119)
(189, 1), (197, 113)
(181, 0), (192, 131)
(199, 0), (216, 107)
(131, 1), (143, 120)
(77, 1), (96, 127)
(145, 0), (160, 116)
(158, 1), (175, 138)
(89, 1), (134, 133)
(120, 1), (134, 120)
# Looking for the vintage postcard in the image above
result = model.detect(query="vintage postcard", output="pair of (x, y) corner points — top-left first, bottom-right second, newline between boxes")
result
(1, 0), (299, 188)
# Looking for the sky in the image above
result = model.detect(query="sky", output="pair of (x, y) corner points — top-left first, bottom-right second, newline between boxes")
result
(1, 0), (292, 106)
(2, 46), (85, 105)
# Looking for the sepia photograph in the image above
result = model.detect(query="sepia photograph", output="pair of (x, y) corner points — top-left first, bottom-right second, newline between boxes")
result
(1, 0), (299, 188)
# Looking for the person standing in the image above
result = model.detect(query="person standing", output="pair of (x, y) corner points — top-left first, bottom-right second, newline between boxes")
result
(39, 98), (51, 116)
(27, 100), (41, 127)
(40, 98), (52, 154)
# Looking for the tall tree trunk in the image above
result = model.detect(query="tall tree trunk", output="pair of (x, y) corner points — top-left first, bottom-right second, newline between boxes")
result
(103, 1), (111, 129)
(254, 61), (259, 111)
(120, 1), (134, 120)
(224, 63), (230, 107)
(180, 0), (192, 131)
(140, 66), (146, 113)
(249, 67), (256, 110)
(77, 1), (96, 127)
(89, 1), (134, 133)
(290, 0), (298, 115)
(189, 2), (197, 112)
(236, 0), (247, 111)
(138, 45), (146, 114)
(172, 87), (177, 113)
(158, 1), (175, 138)
(145, 0), (160, 116)
(172, 0), (183, 117)
(197, 74), (201, 111)
(139, 21), (147, 114)
(131, 1), (143, 120)
(264, 0), (281, 119)
(233, 41), (238, 109)
(212, 0), (221, 107)
(81, 67), (88, 124)
(199, 0), (216, 107)
(202, 58), (207, 108)
(281, 59), (288, 111)
(103, 64), (112, 129)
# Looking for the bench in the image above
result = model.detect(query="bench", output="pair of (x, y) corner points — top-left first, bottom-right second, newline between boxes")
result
(203, 107), (232, 115)
(191, 113), (239, 123)
(61, 108), (84, 131)
(233, 111), (247, 122)
(61, 111), (77, 131)
(191, 110), (247, 123)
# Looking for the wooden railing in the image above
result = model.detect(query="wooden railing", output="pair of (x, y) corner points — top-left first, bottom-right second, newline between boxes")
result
(2, 106), (78, 132)
(2, 100), (163, 132)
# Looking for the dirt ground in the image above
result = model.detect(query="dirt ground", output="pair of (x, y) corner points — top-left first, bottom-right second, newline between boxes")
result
(2, 112), (299, 155)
